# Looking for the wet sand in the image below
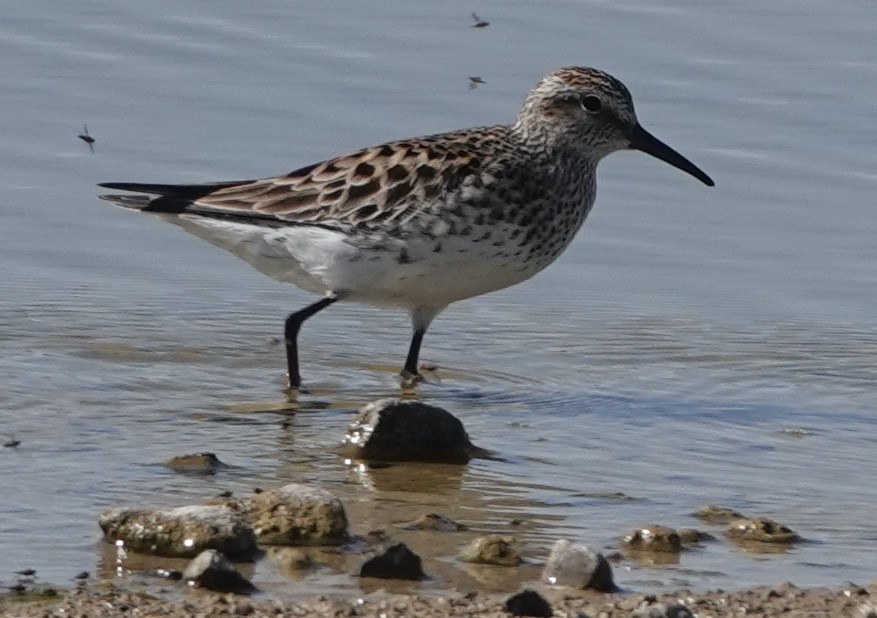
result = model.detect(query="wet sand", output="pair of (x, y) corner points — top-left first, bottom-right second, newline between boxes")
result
(3, 581), (876, 617)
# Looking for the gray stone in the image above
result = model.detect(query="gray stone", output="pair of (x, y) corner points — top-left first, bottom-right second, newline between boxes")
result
(182, 549), (255, 594)
(343, 399), (475, 463)
(457, 535), (522, 566)
(99, 505), (256, 558)
(542, 539), (615, 592)
(236, 483), (348, 546)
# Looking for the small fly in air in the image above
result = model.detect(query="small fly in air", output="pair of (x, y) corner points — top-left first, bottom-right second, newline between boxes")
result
(78, 124), (95, 153)
(471, 13), (489, 27)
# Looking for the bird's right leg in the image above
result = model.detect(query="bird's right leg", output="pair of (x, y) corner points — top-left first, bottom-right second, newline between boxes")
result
(284, 294), (338, 389)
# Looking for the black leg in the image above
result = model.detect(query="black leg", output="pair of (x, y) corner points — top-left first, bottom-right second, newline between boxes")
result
(284, 296), (337, 389)
(401, 327), (425, 379)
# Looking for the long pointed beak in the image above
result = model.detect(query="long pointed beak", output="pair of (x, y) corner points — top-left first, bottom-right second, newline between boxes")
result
(629, 124), (714, 187)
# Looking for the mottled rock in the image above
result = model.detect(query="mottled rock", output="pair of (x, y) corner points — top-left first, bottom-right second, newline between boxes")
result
(99, 505), (256, 558)
(505, 589), (552, 617)
(165, 453), (228, 475)
(726, 517), (800, 544)
(542, 539), (615, 592)
(360, 543), (425, 580)
(399, 512), (466, 532)
(236, 483), (348, 546)
(457, 535), (522, 566)
(695, 504), (744, 524)
(343, 399), (475, 463)
(182, 550), (255, 594)
(623, 525), (682, 553)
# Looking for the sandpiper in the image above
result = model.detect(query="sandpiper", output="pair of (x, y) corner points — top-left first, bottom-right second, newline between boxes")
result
(99, 66), (713, 389)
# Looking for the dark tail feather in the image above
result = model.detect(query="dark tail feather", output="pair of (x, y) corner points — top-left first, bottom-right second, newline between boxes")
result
(97, 180), (254, 212)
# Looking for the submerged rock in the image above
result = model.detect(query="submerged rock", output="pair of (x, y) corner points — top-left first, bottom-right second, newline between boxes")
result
(398, 512), (467, 532)
(182, 549), (255, 594)
(623, 525), (683, 553)
(505, 589), (552, 617)
(267, 547), (314, 572)
(343, 399), (475, 463)
(695, 504), (744, 524)
(165, 452), (228, 475)
(678, 528), (716, 546)
(99, 505), (256, 558)
(542, 539), (615, 592)
(726, 517), (801, 544)
(457, 535), (522, 566)
(235, 483), (348, 546)
(360, 543), (425, 580)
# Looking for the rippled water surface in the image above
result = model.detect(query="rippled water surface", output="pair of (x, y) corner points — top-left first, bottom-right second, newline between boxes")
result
(1, 0), (875, 596)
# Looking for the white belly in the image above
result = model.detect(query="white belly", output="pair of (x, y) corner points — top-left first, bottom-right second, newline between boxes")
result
(164, 215), (545, 309)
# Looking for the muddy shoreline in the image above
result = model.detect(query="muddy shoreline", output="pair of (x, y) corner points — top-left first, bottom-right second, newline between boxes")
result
(3, 581), (876, 617)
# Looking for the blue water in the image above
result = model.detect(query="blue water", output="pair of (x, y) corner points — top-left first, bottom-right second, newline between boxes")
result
(0, 0), (874, 596)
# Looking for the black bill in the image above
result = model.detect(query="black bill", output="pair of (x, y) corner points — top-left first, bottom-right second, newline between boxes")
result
(629, 124), (714, 187)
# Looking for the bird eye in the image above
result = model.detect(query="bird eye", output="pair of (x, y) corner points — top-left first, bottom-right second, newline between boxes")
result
(580, 95), (602, 113)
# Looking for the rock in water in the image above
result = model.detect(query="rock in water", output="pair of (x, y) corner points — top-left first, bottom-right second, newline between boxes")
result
(236, 483), (348, 546)
(398, 512), (467, 532)
(343, 399), (476, 463)
(623, 525), (683, 553)
(165, 452), (228, 475)
(360, 543), (425, 580)
(542, 539), (615, 592)
(182, 550), (255, 594)
(99, 505), (256, 558)
(726, 517), (800, 544)
(458, 535), (522, 566)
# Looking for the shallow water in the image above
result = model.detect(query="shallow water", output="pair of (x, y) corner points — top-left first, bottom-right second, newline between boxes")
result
(1, 0), (875, 596)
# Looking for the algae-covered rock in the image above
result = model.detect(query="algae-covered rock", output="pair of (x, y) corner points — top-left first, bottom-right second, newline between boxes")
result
(236, 483), (348, 546)
(99, 505), (255, 558)
(458, 535), (522, 566)
(623, 525), (683, 553)
(726, 517), (800, 544)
